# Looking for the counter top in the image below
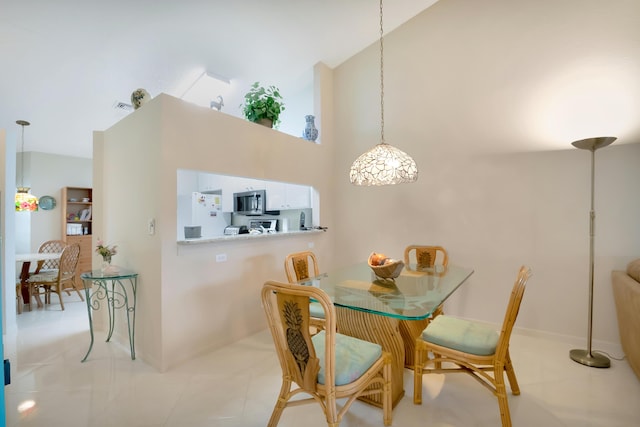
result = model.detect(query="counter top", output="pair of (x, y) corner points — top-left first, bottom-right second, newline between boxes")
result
(177, 228), (325, 245)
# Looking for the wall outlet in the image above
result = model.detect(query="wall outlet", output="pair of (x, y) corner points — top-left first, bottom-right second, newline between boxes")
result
(216, 253), (227, 262)
(148, 218), (155, 235)
(308, 242), (315, 248)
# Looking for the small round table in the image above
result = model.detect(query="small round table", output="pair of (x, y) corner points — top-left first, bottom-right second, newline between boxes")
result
(80, 268), (138, 362)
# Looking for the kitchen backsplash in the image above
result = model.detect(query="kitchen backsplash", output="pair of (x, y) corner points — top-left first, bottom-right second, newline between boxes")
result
(231, 208), (312, 231)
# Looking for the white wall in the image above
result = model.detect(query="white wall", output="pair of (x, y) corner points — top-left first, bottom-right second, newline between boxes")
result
(29, 153), (92, 249)
(331, 0), (640, 345)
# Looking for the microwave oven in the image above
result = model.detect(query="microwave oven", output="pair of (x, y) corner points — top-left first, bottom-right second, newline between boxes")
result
(233, 189), (281, 216)
(233, 190), (265, 215)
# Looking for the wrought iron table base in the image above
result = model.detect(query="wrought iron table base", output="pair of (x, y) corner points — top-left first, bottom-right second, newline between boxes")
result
(80, 269), (138, 362)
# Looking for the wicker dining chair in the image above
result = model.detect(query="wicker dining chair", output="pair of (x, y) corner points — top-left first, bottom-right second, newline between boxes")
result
(404, 245), (449, 316)
(262, 280), (392, 426)
(33, 239), (67, 274)
(400, 245), (450, 366)
(28, 243), (82, 310)
(284, 251), (325, 332)
(413, 266), (532, 427)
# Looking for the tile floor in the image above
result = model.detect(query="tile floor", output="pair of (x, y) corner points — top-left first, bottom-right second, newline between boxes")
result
(4, 298), (640, 426)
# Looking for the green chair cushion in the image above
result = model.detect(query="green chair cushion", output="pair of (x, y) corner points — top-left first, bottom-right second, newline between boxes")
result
(312, 331), (382, 385)
(309, 302), (325, 319)
(422, 315), (499, 356)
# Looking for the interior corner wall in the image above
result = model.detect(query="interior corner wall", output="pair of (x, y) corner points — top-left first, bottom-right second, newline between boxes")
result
(330, 0), (640, 345)
(98, 93), (337, 371)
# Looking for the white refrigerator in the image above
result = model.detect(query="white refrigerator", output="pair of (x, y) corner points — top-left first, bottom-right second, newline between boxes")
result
(178, 192), (227, 238)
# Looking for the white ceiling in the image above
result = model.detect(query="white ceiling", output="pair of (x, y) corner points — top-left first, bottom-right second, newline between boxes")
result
(1, 0), (439, 158)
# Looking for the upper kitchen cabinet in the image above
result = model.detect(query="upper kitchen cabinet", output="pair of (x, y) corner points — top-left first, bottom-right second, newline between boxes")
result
(232, 177), (265, 193)
(266, 182), (311, 210)
(197, 172), (224, 192)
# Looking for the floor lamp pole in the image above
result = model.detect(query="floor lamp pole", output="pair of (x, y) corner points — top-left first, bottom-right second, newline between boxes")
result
(569, 136), (615, 368)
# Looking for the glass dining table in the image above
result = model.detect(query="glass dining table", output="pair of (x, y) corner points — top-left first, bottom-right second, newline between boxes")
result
(297, 262), (474, 407)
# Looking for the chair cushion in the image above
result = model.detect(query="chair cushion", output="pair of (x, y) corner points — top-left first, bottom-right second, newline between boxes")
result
(309, 302), (325, 319)
(312, 331), (382, 386)
(422, 315), (499, 356)
(27, 272), (58, 283)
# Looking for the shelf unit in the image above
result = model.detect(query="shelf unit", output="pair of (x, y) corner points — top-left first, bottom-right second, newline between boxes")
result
(61, 187), (93, 278)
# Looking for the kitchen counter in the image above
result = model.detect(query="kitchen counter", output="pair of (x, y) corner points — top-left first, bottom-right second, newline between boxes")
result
(177, 228), (325, 245)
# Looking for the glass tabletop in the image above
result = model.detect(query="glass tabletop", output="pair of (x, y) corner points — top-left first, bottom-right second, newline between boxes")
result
(298, 263), (474, 320)
(81, 268), (138, 280)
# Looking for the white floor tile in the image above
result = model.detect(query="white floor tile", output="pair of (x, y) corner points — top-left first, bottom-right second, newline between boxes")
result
(4, 300), (640, 426)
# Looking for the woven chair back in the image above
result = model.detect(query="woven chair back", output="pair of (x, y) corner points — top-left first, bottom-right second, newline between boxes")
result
(262, 281), (333, 391)
(404, 245), (449, 268)
(284, 251), (320, 282)
(35, 240), (67, 272)
(58, 243), (81, 282)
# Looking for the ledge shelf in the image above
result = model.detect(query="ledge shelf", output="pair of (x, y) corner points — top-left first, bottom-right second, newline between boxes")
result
(177, 229), (325, 245)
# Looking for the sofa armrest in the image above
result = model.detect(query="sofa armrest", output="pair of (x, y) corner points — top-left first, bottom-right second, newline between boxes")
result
(612, 270), (640, 380)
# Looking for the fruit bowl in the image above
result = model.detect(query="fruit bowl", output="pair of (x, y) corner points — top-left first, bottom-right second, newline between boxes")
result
(368, 252), (404, 279)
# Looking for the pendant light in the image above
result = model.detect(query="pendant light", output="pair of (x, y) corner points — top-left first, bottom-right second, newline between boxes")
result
(15, 120), (38, 212)
(349, 0), (418, 186)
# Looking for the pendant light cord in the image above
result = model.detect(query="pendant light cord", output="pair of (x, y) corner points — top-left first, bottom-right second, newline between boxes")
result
(20, 123), (24, 188)
(16, 120), (30, 189)
(379, 0), (385, 145)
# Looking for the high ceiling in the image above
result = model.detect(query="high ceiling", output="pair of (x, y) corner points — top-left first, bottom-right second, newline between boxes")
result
(1, 0), (439, 158)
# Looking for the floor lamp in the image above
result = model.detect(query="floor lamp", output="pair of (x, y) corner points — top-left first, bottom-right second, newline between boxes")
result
(569, 136), (616, 368)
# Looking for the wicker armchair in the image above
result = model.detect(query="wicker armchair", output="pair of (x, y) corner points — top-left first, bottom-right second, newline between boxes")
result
(285, 251), (325, 332)
(262, 280), (392, 426)
(28, 243), (82, 310)
(413, 266), (532, 427)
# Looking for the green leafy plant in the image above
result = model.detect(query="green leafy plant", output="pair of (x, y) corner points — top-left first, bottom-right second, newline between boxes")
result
(240, 82), (285, 128)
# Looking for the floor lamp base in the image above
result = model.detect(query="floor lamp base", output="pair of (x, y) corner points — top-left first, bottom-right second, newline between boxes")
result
(569, 349), (611, 368)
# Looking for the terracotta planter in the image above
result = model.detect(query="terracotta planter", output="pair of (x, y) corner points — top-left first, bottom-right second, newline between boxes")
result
(257, 118), (273, 128)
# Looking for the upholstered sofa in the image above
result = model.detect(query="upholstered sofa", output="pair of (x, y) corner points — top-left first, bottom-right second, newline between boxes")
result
(612, 259), (640, 380)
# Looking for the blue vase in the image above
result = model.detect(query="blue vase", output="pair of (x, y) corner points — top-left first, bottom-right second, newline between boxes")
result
(302, 115), (318, 142)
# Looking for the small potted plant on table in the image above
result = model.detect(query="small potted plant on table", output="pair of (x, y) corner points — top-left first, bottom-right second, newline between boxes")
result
(240, 82), (285, 128)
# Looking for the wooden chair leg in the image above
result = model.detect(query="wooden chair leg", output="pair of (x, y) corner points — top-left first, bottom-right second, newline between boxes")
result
(495, 365), (512, 427)
(504, 350), (520, 395)
(56, 287), (65, 310)
(267, 379), (290, 427)
(16, 284), (23, 314)
(413, 344), (425, 404)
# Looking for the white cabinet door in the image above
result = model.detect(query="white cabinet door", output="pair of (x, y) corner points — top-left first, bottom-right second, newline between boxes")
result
(266, 181), (286, 210)
(233, 177), (265, 193)
(265, 182), (310, 210)
(284, 183), (311, 209)
(197, 172), (223, 192)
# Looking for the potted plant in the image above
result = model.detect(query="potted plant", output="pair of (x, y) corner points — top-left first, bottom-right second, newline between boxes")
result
(240, 82), (285, 128)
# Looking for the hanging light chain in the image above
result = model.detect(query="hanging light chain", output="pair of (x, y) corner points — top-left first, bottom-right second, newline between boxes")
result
(20, 122), (25, 187)
(379, 0), (385, 145)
